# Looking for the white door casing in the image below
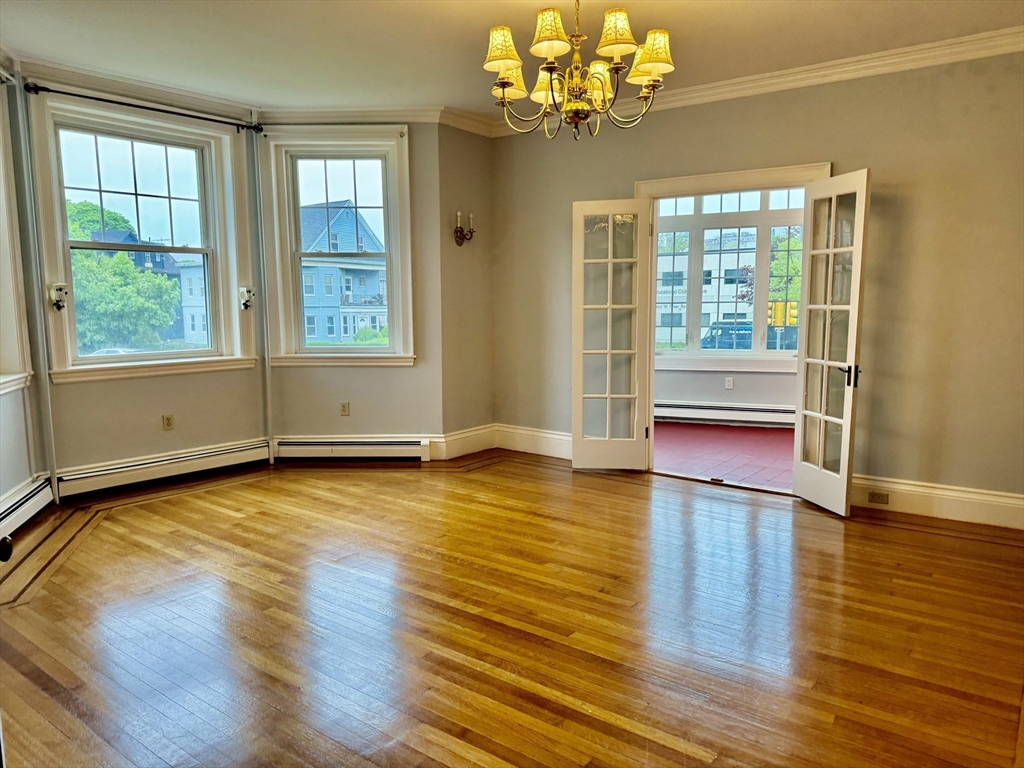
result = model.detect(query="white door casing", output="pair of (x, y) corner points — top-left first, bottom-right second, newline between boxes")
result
(792, 169), (871, 516)
(572, 200), (652, 469)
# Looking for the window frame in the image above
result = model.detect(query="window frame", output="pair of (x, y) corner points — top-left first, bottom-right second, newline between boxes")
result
(31, 92), (256, 382)
(261, 125), (413, 367)
(636, 164), (832, 373)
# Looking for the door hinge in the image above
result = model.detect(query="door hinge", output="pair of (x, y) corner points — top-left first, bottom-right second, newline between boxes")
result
(649, 222), (653, 236)
(645, 426), (649, 439)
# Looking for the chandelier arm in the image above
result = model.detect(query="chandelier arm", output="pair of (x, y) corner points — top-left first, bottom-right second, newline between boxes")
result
(501, 90), (550, 124)
(586, 112), (601, 137)
(502, 105), (550, 134)
(605, 93), (656, 127)
(543, 111), (562, 139)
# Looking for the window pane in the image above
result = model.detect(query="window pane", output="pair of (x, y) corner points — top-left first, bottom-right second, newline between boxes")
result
(768, 224), (802, 350)
(768, 189), (789, 210)
(610, 354), (634, 395)
(802, 415), (820, 466)
(583, 354), (607, 395)
(657, 198), (675, 217)
(701, 226), (755, 351)
(584, 309), (607, 351)
(357, 208), (386, 252)
(721, 192), (740, 213)
(676, 196), (695, 215)
(102, 192), (138, 237)
(97, 136), (135, 193)
(612, 214), (635, 259)
(789, 188), (805, 209)
(354, 159), (384, 207)
(60, 131), (99, 189)
(133, 142), (168, 196)
(583, 398), (606, 438)
(70, 248), (209, 355)
(138, 196), (172, 246)
(300, 206), (329, 252)
(297, 159), (327, 206)
(584, 215), (609, 260)
(584, 263), (609, 306)
(702, 194), (721, 214)
(823, 420), (843, 474)
(167, 147), (200, 200)
(299, 256), (388, 347)
(326, 160), (355, 204)
(609, 398), (633, 439)
(828, 310), (849, 362)
(65, 190), (101, 240)
(739, 190), (760, 211)
(171, 199), (202, 247)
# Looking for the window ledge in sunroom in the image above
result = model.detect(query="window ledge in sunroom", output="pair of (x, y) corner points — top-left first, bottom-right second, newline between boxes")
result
(271, 354), (416, 368)
(49, 356), (258, 384)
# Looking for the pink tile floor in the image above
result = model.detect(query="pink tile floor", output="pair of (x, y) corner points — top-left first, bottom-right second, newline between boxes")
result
(653, 421), (794, 492)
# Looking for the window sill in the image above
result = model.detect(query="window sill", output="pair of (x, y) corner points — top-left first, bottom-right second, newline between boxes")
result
(272, 354), (416, 368)
(0, 372), (33, 395)
(50, 357), (258, 384)
(655, 355), (797, 373)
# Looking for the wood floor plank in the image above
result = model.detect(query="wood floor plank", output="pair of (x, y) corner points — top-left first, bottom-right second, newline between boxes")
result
(1, 452), (1021, 767)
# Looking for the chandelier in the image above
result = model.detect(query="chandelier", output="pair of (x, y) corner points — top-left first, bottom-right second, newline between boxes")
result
(483, 0), (673, 139)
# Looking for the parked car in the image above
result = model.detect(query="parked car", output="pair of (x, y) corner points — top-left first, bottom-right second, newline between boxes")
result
(85, 348), (144, 356)
(700, 321), (754, 350)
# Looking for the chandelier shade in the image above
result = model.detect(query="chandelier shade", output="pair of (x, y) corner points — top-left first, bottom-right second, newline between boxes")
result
(625, 45), (654, 85)
(530, 8), (572, 59)
(484, 26), (523, 73)
(492, 67), (529, 100)
(588, 60), (615, 107)
(595, 8), (637, 60)
(636, 29), (674, 75)
(530, 67), (564, 105)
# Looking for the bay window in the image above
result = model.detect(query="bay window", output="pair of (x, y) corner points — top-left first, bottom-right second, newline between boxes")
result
(261, 125), (413, 365)
(31, 93), (255, 381)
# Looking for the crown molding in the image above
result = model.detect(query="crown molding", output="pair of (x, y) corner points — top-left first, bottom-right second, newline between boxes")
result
(17, 58), (255, 123)
(256, 106), (445, 126)
(438, 107), (501, 138)
(492, 25), (1024, 138)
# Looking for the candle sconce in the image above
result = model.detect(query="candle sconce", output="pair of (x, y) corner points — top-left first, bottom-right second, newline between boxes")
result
(454, 210), (475, 247)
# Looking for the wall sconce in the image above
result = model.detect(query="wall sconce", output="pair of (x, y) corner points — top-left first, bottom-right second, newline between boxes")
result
(239, 287), (255, 310)
(454, 210), (475, 247)
(49, 283), (69, 311)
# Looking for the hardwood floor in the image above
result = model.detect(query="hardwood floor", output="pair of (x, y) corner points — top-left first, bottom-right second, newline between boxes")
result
(1, 450), (1022, 767)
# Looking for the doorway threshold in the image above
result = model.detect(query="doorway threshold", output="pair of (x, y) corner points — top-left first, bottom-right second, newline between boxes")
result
(649, 468), (797, 498)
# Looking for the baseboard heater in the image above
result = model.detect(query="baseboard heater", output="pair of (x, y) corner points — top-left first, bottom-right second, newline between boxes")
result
(654, 401), (796, 425)
(1, 479), (54, 537)
(58, 441), (271, 497)
(275, 439), (429, 461)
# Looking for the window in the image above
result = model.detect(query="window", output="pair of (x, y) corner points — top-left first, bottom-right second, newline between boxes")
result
(263, 125), (412, 363)
(303, 273), (315, 296)
(189, 314), (196, 332)
(651, 180), (809, 357)
(324, 274), (334, 296)
(58, 128), (213, 357)
(305, 315), (316, 337)
(326, 316), (336, 336)
(33, 94), (255, 380)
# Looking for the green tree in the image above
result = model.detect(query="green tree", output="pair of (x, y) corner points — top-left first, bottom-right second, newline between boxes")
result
(66, 199), (135, 240)
(66, 200), (181, 353)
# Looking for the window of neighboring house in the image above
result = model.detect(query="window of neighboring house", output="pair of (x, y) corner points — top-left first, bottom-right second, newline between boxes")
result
(189, 314), (196, 332)
(341, 315), (351, 336)
(305, 315), (316, 337)
(653, 186), (805, 356)
(303, 273), (315, 296)
(264, 125), (411, 361)
(32, 94), (255, 380)
(326, 316), (336, 336)
(379, 274), (386, 297)
(324, 274), (334, 296)
(200, 314), (207, 332)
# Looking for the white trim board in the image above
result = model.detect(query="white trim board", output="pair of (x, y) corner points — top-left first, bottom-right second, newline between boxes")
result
(275, 436), (432, 461)
(0, 372), (32, 396)
(0, 475), (53, 537)
(851, 475), (1023, 530)
(655, 401), (796, 425)
(58, 439), (270, 496)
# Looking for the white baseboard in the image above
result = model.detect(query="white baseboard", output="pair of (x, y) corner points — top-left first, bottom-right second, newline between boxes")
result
(493, 424), (572, 460)
(0, 475), (54, 537)
(851, 475), (1023, 530)
(275, 435), (431, 461)
(433, 424), (497, 460)
(58, 439), (271, 496)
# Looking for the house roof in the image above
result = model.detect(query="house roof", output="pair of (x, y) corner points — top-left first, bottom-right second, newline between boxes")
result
(300, 201), (385, 253)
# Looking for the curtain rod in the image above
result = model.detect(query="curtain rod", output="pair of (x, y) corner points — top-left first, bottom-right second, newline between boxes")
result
(23, 81), (264, 134)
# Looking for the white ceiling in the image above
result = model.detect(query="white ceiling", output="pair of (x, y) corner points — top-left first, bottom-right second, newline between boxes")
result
(1, 0), (1021, 114)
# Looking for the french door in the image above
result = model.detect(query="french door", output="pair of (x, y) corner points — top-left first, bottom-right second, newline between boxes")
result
(571, 200), (651, 469)
(793, 170), (871, 515)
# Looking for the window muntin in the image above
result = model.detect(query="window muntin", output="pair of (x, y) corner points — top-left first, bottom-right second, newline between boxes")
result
(292, 157), (390, 349)
(56, 128), (216, 359)
(655, 188), (803, 356)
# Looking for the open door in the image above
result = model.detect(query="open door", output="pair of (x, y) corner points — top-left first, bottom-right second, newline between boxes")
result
(572, 200), (651, 469)
(793, 170), (871, 515)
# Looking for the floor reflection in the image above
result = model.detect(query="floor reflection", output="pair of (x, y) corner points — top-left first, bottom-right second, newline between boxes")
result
(647, 490), (795, 676)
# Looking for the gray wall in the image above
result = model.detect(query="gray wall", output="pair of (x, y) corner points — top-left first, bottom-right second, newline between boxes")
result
(438, 124), (495, 434)
(493, 54), (1024, 494)
(271, 122), (445, 438)
(655, 370), (797, 411)
(0, 389), (33, 496)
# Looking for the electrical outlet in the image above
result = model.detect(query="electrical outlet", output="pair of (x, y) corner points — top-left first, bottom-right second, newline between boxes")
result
(162, 414), (175, 430)
(339, 401), (350, 417)
(725, 377), (734, 390)
(868, 491), (889, 505)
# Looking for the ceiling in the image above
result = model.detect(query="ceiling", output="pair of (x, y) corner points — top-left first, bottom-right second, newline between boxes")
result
(1, 0), (1021, 115)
